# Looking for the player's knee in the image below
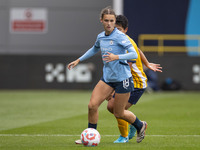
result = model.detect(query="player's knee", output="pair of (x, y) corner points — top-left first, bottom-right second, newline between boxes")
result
(88, 102), (98, 111)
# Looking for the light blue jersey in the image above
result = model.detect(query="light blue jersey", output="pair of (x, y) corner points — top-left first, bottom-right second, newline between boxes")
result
(79, 28), (138, 82)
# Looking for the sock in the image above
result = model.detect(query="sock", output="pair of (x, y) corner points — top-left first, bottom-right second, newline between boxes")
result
(88, 123), (97, 129)
(131, 117), (143, 132)
(116, 118), (128, 137)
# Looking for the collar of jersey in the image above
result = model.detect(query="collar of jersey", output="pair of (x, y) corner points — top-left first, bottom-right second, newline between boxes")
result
(105, 27), (117, 36)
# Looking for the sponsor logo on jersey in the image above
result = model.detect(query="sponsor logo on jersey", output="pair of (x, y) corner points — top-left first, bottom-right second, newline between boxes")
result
(110, 40), (113, 45)
(122, 40), (127, 44)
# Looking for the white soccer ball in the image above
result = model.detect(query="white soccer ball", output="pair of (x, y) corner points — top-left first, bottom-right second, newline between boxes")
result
(81, 128), (101, 147)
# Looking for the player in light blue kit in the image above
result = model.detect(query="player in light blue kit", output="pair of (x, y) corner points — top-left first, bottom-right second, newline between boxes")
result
(68, 6), (147, 144)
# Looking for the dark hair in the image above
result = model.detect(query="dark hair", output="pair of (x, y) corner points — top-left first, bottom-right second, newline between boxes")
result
(100, 6), (116, 19)
(116, 15), (128, 30)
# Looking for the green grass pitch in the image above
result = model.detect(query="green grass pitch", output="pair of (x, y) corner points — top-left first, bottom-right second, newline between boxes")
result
(0, 90), (200, 150)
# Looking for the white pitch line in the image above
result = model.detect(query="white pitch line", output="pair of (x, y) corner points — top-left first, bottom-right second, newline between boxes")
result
(0, 134), (200, 137)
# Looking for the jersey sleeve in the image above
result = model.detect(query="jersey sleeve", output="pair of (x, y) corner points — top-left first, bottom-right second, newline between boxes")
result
(118, 34), (133, 50)
(118, 47), (138, 60)
(94, 34), (100, 48)
(126, 35), (139, 62)
(79, 36), (100, 61)
(79, 46), (99, 61)
(117, 34), (138, 60)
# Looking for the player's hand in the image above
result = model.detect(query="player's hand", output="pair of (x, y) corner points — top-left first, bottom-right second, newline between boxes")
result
(103, 52), (119, 62)
(128, 62), (133, 69)
(147, 63), (162, 72)
(67, 59), (80, 70)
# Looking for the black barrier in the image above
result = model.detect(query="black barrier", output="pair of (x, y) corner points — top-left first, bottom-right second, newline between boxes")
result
(0, 55), (103, 89)
(0, 54), (199, 90)
(145, 53), (200, 90)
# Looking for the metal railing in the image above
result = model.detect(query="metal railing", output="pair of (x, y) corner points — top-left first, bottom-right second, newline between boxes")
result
(138, 34), (200, 55)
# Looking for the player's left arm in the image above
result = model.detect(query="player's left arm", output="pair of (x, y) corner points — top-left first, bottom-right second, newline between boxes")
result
(103, 46), (138, 62)
(139, 48), (162, 72)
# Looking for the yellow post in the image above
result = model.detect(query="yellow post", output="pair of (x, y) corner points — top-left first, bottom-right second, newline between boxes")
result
(158, 36), (164, 56)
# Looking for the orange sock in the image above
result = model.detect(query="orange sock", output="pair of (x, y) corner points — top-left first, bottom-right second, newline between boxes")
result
(116, 118), (129, 137)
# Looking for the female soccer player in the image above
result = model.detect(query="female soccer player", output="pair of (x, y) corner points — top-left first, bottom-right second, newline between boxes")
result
(68, 6), (147, 143)
(107, 15), (162, 143)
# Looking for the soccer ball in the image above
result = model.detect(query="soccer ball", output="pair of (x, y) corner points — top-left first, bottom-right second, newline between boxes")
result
(81, 128), (101, 147)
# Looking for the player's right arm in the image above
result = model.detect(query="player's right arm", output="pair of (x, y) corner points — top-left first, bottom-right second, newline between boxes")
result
(67, 59), (80, 70)
(67, 45), (99, 70)
(138, 48), (162, 72)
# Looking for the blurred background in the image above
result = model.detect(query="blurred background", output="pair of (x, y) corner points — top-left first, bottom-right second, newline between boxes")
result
(0, 0), (199, 91)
